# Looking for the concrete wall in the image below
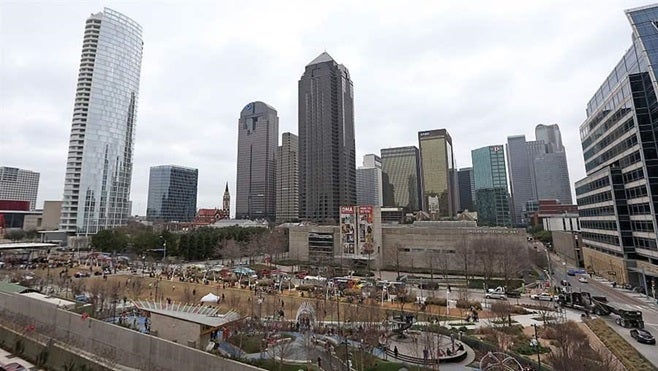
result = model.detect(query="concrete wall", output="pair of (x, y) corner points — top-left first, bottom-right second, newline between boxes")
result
(381, 223), (528, 274)
(552, 231), (580, 267)
(0, 293), (263, 371)
(151, 312), (202, 348)
(581, 247), (628, 284)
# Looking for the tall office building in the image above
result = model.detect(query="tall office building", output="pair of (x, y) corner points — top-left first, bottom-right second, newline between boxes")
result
(471, 145), (511, 226)
(418, 129), (458, 217)
(298, 52), (356, 223)
(235, 101), (279, 220)
(276, 133), (299, 223)
(0, 167), (39, 210)
(381, 146), (422, 212)
(457, 167), (474, 212)
(536, 124), (564, 153)
(146, 165), (198, 222)
(357, 154), (383, 207)
(507, 126), (573, 225)
(60, 9), (143, 234)
(576, 5), (658, 287)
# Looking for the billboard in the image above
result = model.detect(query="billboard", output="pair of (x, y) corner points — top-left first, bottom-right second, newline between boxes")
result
(340, 206), (356, 255)
(358, 206), (374, 256)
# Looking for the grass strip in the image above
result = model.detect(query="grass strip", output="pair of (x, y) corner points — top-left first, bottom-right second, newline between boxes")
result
(585, 318), (655, 371)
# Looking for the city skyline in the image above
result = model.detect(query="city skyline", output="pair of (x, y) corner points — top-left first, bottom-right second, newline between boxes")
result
(1, 1), (650, 215)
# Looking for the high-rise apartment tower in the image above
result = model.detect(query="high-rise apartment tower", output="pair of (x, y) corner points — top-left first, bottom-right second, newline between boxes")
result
(60, 8), (143, 234)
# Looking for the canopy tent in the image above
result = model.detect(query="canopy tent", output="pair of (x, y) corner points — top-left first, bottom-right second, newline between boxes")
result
(200, 293), (219, 303)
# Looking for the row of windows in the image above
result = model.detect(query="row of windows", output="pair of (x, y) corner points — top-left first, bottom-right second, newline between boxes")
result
(586, 135), (638, 172)
(578, 190), (612, 206)
(631, 220), (655, 233)
(579, 205), (615, 217)
(626, 184), (648, 199)
(582, 232), (619, 247)
(623, 168), (644, 183)
(634, 237), (658, 251)
(629, 203), (652, 215)
(580, 220), (618, 231)
(619, 150), (643, 168)
(576, 176), (610, 196)
(583, 117), (635, 161)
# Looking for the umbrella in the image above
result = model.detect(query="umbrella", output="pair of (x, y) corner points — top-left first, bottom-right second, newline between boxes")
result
(200, 293), (219, 303)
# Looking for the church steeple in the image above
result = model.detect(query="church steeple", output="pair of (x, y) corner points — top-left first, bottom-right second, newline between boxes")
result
(222, 182), (230, 216)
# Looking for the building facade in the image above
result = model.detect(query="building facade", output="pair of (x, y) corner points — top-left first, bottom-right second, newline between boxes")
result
(381, 146), (422, 212)
(457, 167), (474, 212)
(471, 145), (511, 226)
(418, 129), (458, 218)
(276, 132), (299, 223)
(298, 52), (356, 223)
(356, 154), (383, 207)
(60, 8), (143, 234)
(235, 101), (279, 220)
(575, 5), (658, 287)
(146, 165), (198, 222)
(0, 167), (39, 210)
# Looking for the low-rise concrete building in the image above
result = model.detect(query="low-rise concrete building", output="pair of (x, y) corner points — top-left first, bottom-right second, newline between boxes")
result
(288, 221), (527, 275)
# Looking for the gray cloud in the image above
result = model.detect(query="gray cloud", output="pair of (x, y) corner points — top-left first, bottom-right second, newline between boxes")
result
(0, 0), (649, 214)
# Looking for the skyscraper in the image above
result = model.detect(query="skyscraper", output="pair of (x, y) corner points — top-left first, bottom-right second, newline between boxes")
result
(457, 167), (474, 212)
(418, 129), (458, 217)
(146, 165), (198, 222)
(356, 154), (383, 207)
(235, 101), (279, 220)
(576, 5), (658, 287)
(381, 146), (422, 212)
(507, 124), (574, 225)
(534, 124), (573, 205)
(471, 146), (511, 226)
(298, 52), (356, 223)
(0, 167), (39, 210)
(276, 133), (299, 223)
(535, 124), (564, 153)
(60, 8), (143, 234)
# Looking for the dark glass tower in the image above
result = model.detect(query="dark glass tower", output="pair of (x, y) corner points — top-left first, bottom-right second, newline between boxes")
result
(146, 165), (198, 222)
(457, 167), (474, 212)
(236, 101), (279, 220)
(381, 146), (422, 212)
(472, 145), (511, 226)
(576, 5), (658, 286)
(298, 52), (356, 223)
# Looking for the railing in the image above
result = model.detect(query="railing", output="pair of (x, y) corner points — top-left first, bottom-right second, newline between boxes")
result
(384, 347), (467, 364)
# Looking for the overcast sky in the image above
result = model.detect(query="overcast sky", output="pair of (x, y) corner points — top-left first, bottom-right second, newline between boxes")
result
(0, 0), (651, 215)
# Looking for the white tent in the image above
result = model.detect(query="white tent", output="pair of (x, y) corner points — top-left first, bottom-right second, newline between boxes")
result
(200, 293), (219, 303)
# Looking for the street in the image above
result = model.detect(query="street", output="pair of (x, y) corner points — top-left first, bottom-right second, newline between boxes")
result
(549, 250), (658, 368)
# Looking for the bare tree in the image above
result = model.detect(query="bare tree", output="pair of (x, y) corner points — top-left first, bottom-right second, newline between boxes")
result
(546, 321), (622, 370)
(490, 301), (512, 327)
(267, 336), (296, 371)
(129, 279), (145, 300)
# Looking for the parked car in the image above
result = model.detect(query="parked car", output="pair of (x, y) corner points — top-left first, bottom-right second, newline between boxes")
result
(578, 276), (589, 283)
(485, 292), (507, 300)
(74, 271), (90, 278)
(631, 328), (656, 344)
(505, 290), (522, 298)
(530, 292), (555, 301)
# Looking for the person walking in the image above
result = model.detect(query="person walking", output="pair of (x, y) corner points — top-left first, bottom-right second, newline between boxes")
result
(394, 345), (399, 358)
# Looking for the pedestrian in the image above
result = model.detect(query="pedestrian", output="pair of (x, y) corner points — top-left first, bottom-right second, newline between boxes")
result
(394, 345), (399, 358)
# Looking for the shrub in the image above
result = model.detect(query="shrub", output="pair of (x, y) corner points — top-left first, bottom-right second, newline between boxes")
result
(456, 299), (482, 310)
(425, 297), (447, 306)
(295, 285), (314, 292)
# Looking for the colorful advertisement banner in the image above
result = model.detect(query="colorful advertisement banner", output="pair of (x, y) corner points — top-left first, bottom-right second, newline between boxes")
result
(340, 206), (356, 255)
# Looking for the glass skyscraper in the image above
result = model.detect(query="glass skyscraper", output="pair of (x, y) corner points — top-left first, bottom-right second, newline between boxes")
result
(60, 8), (143, 234)
(236, 101), (279, 220)
(381, 146), (422, 212)
(356, 154), (383, 207)
(418, 129), (458, 217)
(576, 5), (658, 287)
(298, 52), (356, 223)
(471, 145), (511, 226)
(146, 165), (198, 222)
(457, 167), (474, 212)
